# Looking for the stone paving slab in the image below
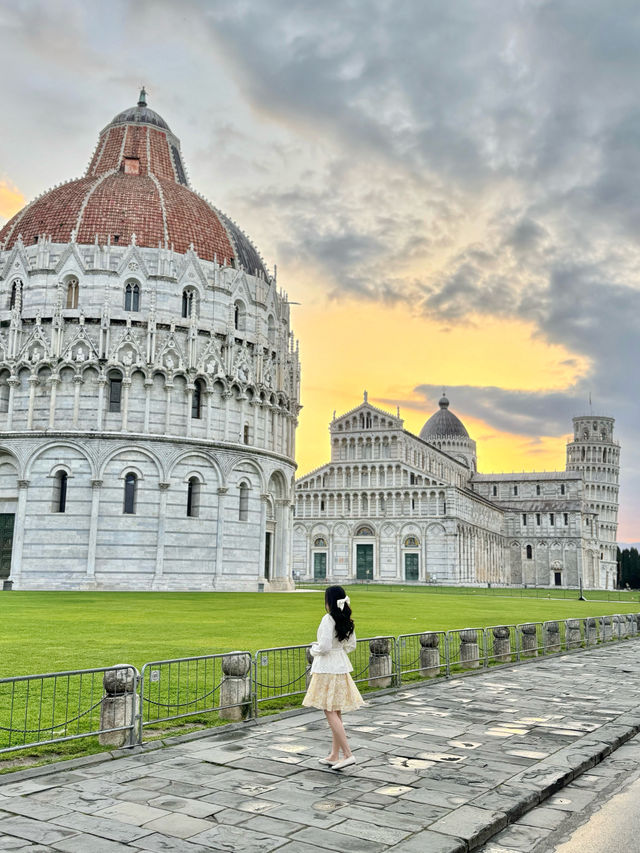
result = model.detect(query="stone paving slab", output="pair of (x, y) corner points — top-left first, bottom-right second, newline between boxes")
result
(2, 643), (640, 851)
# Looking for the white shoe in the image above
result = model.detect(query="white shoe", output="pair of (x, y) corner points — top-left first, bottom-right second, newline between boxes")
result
(331, 755), (356, 770)
(318, 757), (336, 765)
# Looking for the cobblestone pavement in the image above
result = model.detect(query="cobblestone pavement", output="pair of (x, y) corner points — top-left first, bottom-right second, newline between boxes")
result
(2, 643), (640, 853)
(477, 734), (640, 853)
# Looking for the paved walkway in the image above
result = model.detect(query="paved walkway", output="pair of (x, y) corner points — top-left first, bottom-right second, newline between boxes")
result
(2, 642), (640, 853)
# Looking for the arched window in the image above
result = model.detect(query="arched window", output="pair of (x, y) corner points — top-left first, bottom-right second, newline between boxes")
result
(234, 301), (245, 332)
(526, 544), (533, 559)
(187, 477), (200, 518)
(243, 423), (250, 445)
(124, 280), (140, 312)
(239, 482), (249, 521)
(404, 536), (420, 548)
(314, 537), (327, 547)
(356, 525), (374, 536)
(108, 371), (123, 413)
(191, 379), (203, 419)
(66, 277), (79, 309)
(267, 315), (276, 343)
(9, 279), (21, 311)
(182, 288), (196, 319)
(53, 471), (68, 513)
(123, 473), (137, 514)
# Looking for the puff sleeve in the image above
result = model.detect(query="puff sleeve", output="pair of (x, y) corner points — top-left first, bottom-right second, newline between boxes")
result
(310, 614), (335, 657)
(343, 630), (357, 654)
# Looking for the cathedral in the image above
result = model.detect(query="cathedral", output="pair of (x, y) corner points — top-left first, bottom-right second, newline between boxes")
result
(0, 91), (300, 591)
(293, 393), (620, 589)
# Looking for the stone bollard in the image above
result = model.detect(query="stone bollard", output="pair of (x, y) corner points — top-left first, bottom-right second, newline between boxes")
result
(369, 638), (393, 688)
(632, 614), (639, 636)
(305, 647), (314, 690)
(492, 627), (511, 663)
(565, 618), (581, 649)
(616, 615), (627, 639)
(520, 623), (538, 657)
(602, 615), (612, 642)
(543, 621), (561, 654)
(459, 629), (480, 669)
(585, 617), (597, 645)
(419, 633), (441, 677)
(219, 653), (251, 722)
(99, 665), (139, 748)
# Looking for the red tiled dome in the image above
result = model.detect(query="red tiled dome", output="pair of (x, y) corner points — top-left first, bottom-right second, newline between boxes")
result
(0, 91), (268, 276)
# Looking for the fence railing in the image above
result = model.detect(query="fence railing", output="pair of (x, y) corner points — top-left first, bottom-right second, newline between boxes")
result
(2, 613), (639, 758)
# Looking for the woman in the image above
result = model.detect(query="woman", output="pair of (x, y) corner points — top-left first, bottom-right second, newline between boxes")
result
(302, 585), (364, 769)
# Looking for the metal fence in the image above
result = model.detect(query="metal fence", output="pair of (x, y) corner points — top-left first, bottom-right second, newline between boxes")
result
(0, 665), (137, 755)
(139, 652), (251, 742)
(2, 613), (639, 757)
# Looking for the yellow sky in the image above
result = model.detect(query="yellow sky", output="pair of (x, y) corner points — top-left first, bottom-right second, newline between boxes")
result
(0, 181), (25, 223)
(292, 298), (588, 477)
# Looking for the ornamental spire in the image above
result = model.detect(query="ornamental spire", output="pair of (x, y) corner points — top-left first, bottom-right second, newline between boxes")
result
(138, 86), (147, 107)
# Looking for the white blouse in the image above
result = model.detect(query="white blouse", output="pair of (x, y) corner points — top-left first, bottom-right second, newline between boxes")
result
(310, 613), (357, 674)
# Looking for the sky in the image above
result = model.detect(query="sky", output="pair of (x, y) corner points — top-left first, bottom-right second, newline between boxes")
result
(0, 0), (638, 542)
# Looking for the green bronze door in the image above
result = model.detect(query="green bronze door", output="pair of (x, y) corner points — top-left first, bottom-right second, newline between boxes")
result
(0, 513), (14, 579)
(313, 552), (327, 580)
(404, 553), (419, 581)
(356, 544), (374, 580)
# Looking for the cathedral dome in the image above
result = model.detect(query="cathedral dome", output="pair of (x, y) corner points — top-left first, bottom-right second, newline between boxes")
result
(0, 90), (267, 277)
(419, 394), (470, 440)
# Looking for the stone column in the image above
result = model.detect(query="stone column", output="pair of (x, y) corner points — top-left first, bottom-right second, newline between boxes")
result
(585, 617), (597, 645)
(143, 379), (152, 432)
(26, 376), (37, 430)
(8, 479), (29, 588)
(6, 377), (19, 429)
(520, 623), (538, 657)
(153, 483), (170, 588)
(219, 653), (252, 721)
(565, 618), (581, 649)
(99, 665), (139, 748)
(164, 383), (173, 434)
(87, 479), (103, 579)
(72, 375), (82, 428)
(492, 626), (511, 663)
(543, 621), (561, 653)
(96, 377), (106, 430)
(48, 375), (59, 428)
(459, 629), (480, 669)
(205, 390), (213, 439)
(223, 392), (231, 441)
(186, 387), (194, 438)
(419, 633), (441, 677)
(121, 378), (131, 431)
(215, 487), (227, 579)
(369, 638), (393, 687)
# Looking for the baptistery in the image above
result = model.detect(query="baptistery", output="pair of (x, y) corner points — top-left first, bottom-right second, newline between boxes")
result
(0, 90), (300, 591)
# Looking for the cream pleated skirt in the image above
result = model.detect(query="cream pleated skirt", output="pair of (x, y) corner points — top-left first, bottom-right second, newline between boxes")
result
(302, 672), (365, 712)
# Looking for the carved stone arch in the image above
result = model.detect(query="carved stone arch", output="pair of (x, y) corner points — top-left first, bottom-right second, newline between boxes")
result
(167, 449), (223, 487)
(98, 444), (164, 481)
(226, 456), (266, 493)
(268, 469), (288, 500)
(25, 440), (96, 480)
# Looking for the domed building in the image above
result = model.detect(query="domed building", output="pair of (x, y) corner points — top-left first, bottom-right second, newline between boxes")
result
(0, 90), (300, 591)
(293, 392), (620, 590)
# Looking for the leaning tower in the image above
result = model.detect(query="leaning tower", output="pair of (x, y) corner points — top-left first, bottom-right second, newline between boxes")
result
(566, 415), (620, 588)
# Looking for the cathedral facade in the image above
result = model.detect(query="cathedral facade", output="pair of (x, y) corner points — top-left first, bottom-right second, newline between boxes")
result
(0, 91), (300, 591)
(293, 395), (620, 590)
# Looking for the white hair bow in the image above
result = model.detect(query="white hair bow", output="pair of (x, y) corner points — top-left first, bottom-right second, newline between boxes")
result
(337, 596), (350, 610)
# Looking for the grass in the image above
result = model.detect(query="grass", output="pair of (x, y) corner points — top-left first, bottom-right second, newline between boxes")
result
(1, 585), (638, 772)
(1, 586), (639, 677)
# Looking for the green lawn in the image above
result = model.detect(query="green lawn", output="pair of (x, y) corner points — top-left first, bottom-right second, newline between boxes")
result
(2, 586), (639, 678)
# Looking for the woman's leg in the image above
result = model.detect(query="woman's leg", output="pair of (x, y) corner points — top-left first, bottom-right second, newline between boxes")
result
(325, 712), (340, 761)
(324, 710), (352, 758)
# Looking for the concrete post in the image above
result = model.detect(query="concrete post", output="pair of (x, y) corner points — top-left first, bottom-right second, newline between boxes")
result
(419, 633), (441, 677)
(543, 621), (561, 654)
(565, 618), (581, 649)
(492, 626), (511, 663)
(369, 638), (393, 687)
(520, 623), (538, 657)
(585, 617), (597, 645)
(602, 615), (612, 642)
(99, 665), (139, 748)
(459, 629), (480, 669)
(219, 653), (252, 721)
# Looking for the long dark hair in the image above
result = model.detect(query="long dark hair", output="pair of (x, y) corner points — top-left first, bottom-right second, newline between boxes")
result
(325, 585), (354, 641)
